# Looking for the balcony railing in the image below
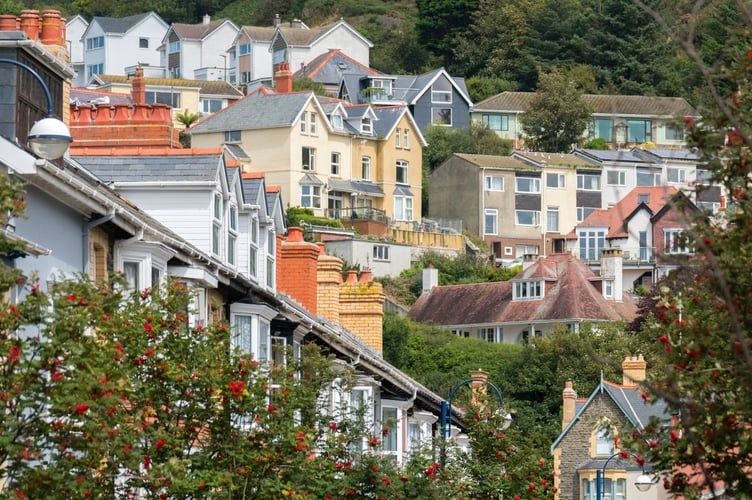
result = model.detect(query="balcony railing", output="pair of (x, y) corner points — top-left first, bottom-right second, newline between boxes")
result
(327, 207), (389, 225)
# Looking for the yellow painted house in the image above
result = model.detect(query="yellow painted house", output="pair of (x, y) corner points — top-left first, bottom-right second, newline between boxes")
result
(188, 74), (425, 225)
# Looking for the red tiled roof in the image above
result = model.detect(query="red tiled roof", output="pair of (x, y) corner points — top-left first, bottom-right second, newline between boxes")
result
(242, 171), (265, 179)
(577, 186), (679, 238)
(72, 146), (222, 156)
(409, 254), (637, 327)
(266, 185), (281, 193)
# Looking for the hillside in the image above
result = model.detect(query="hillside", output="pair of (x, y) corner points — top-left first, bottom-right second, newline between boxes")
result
(13, 0), (743, 106)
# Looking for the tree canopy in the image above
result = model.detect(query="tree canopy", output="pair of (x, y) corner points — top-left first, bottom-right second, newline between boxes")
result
(520, 69), (593, 152)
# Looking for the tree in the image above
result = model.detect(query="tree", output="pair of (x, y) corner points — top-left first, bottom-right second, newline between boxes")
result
(625, 2), (752, 498)
(520, 68), (592, 152)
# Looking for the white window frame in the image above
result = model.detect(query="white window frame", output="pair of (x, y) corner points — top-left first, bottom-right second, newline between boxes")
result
(229, 304), (278, 361)
(515, 177), (541, 193)
(515, 210), (541, 226)
(394, 196), (414, 221)
(667, 167), (686, 184)
(513, 280), (543, 300)
(484, 209), (498, 235)
(212, 193), (223, 257)
(577, 173), (601, 191)
(224, 130), (241, 143)
(606, 170), (627, 186)
(361, 117), (373, 134)
(331, 152), (341, 176)
(604, 279), (614, 298)
(395, 128), (401, 148)
(636, 169), (661, 186)
(478, 327), (500, 343)
(373, 244), (390, 261)
(396, 160), (409, 184)
(300, 112), (307, 133)
(403, 129), (409, 149)
(664, 228), (693, 254)
(577, 206), (596, 222)
(115, 242), (174, 292)
(302, 147), (316, 171)
(361, 156), (371, 180)
(546, 206), (559, 232)
(309, 112), (317, 134)
(431, 107), (452, 126)
(485, 175), (504, 191)
(546, 173), (565, 189)
(301, 185), (321, 208)
(249, 217), (259, 278)
(578, 229), (606, 260)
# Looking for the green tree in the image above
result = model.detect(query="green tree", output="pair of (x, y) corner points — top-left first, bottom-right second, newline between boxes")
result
(520, 68), (592, 152)
(625, 2), (752, 498)
(415, 0), (479, 67)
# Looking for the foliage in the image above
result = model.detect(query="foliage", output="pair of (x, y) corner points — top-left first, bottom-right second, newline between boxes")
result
(292, 77), (328, 96)
(520, 68), (593, 152)
(285, 206), (344, 230)
(582, 137), (609, 150)
(465, 76), (518, 103)
(377, 251), (518, 307)
(624, 2), (752, 498)
(175, 110), (201, 128)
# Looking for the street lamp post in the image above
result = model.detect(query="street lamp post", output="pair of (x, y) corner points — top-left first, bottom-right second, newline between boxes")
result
(0, 58), (72, 160)
(596, 451), (653, 500)
(439, 377), (511, 468)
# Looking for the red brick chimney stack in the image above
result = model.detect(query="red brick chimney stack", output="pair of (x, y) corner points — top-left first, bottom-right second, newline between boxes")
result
(275, 61), (293, 94)
(132, 65), (146, 105)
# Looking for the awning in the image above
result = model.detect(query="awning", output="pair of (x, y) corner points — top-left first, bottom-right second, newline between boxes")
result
(393, 185), (414, 196)
(299, 173), (324, 186)
(327, 178), (385, 198)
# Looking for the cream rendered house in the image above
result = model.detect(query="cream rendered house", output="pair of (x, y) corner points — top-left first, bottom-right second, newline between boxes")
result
(188, 69), (425, 225)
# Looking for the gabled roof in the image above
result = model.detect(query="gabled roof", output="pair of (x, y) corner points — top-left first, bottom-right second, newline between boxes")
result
(295, 49), (379, 85)
(402, 68), (472, 106)
(409, 254), (637, 327)
(188, 89), (315, 134)
(273, 19), (373, 48)
(551, 378), (670, 453)
(91, 74), (244, 98)
(339, 68), (471, 107)
(575, 148), (655, 164)
(240, 25), (276, 42)
(89, 12), (165, 35)
(224, 143), (251, 161)
(240, 172), (267, 211)
(72, 151), (225, 184)
(577, 186), (680, 238)
(475, 91), (699, 118)
(170, 18), (237, 41)
(371, 105), (429, 147)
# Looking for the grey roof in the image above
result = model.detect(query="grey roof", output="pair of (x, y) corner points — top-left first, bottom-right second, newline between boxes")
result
(550, 379), (670, 453)
(241, 176), (264, 206)
(328, 178), (384, 197)
(578, 458), (646, 472)
(340, 68), (471, 106)
(372, 106), (404, 138)
(393, 185), (413, 196)
(93, 75), (244, 98)
(92, 12), (158, 34)
(189, 91), (312, 134)
(637, 148), (702, 161)
(475, 91), (699, 118)
(70, 88), (132, 106)
(295, 49), (379, 86)
(575, 149), (654, 164)
(299, 173), (324, 186)
(224, 143), (251, 161)
(72, 154), (222, 183)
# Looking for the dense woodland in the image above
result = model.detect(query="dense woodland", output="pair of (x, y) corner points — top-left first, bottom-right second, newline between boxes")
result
(3, 0), (746, 106)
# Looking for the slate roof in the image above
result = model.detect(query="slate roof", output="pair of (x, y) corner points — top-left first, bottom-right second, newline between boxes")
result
(475, 91), (699, 118)
(576, 148), (654, 164)
(93, 75), (244, 98)
(577, 186), (679, 238)
(409, 253), (637, 327)
(224, 144), (251, 161)
(73, 154), (223, 183)
(241, 25), (276, 42)
(240, 173), (264, 207)
(295, 49), (379, 86)
(172, 19), (230, 40)
(340, 68), (471, 106)
(70, 87), (132, 106)
(551, 378), (670, 453)
(92, 12), (157, 34)
(450, 153), (533, 170)
(513, 151), (598, 168)
(189, 90), (312, 134)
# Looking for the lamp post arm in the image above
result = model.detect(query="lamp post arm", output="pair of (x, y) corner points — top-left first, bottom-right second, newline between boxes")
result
(0, 58), (55, 116)
(443, 378), (505, 440)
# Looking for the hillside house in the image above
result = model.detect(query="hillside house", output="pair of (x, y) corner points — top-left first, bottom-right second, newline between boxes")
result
(472, 92), (699, 150)
(409, 253), (637, 344)
(551, 356), (670, 500)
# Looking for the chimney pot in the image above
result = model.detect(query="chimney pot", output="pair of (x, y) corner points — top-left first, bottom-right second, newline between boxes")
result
(346, 269), (358, 283)
(287, 226), (304, 242)
(359, 268), (372, 282)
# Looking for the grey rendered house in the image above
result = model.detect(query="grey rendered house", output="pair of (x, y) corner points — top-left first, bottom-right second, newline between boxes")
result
(339, 67), (473, 135)
(472, 92), (699, 150)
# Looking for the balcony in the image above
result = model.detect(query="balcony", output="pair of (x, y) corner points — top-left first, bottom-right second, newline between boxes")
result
(359, 87), (398, 105)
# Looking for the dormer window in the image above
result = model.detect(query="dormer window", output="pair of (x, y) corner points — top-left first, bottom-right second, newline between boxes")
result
(332, 113), (344, 130)
(513, 280), (543, 300)
(595, 426), (614, 457)
(362, 117), (372, 134)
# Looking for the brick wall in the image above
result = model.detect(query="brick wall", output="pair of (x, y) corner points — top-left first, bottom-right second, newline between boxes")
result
(317, 244), (343, 324)
(277, 227), (320, 314)
(339, 269), (385, 353)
